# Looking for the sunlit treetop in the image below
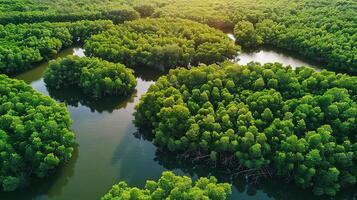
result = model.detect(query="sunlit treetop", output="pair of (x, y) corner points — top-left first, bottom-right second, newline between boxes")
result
(102, 171), (232, 200)
(0, 75), (75, 191)
(84, 18), (239, 70)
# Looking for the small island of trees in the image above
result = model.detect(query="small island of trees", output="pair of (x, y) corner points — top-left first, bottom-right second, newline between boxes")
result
(44, 56), (137, 98)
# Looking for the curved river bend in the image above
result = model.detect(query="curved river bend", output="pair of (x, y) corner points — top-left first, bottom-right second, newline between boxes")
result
(0, 46), (354, 200)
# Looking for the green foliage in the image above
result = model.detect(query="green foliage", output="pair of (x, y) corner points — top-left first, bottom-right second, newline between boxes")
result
(0, 0), (139, 24)
(250, 0), (357, 73)
(233, 20), (262, 48)
(84, 18), (239, 70)
(134, 63), (357, 196)
(0, 75), (75, 191)
(2, 0), (356, 73)
(101, 171), (232, 200)
(150, 0), (234, 30)
(0, 20), (113, 75)
(44, 56), (137, 98)
(129, 0), (357, 73)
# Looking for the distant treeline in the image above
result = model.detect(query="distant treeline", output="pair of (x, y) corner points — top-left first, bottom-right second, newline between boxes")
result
(1, 0), (356, 73)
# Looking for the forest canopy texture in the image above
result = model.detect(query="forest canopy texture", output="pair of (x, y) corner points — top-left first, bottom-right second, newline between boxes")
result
(44, 56), (137, 98)
(0, 75), (75, 191)
(0, 20), (114, 75)
(84, 18), (239, 70)
(0, 0), (139, 24)
(130, 0), (357, 73)
(134, 63), (357, 196)
(0, 0), (356, 197)
(101, 171), (232, 200)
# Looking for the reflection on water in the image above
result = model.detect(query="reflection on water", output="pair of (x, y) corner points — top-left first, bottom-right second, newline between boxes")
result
(2, 46), (355, 200)
(235, 46), (322, 70)
(227, 33), (321, 70)
(48, 87), (137, 113)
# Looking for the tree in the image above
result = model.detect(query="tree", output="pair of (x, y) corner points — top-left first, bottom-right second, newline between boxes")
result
(0, 75), (75, 191)
(101, 171), (232, 200)
(84, 18), (238, 70)
(44, 56), (137, 98)
(233, 20), (262, 48)
(135, 62), (357, 196)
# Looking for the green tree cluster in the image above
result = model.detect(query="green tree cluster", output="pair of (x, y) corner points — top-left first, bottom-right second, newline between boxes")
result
(134, 62), (357, 196)
(84, 18), (238, 70)
(2, 0), (356, 73)
(102, 171), (232, 200)
(233, 21), (262, 48)
(0, 0), (139, 24)
(0, 20), (113, 75)
(44, 56), (137, 98)
(128, 0), (357, 73)
(150, 0), (233, 30)
(0, 75), (75, 191)
(243, 0), (357, 73)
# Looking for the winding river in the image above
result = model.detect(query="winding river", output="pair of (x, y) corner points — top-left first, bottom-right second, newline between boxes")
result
(0, 45), (355, 200)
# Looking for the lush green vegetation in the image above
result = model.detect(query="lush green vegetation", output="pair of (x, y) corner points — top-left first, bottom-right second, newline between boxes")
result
(84, 18), (239, 70)
(102, 171), (232, 200)
(44, 56), (137, 98)
(129, 0), (357, 73)
(0, 20), (114, 75)
(0, 75), (75, 191)
(1, 0), (356, 73)
(134, 62), (357, 196)
(150, 0), (234, 30)
(0, 0), (138, 24)
(1, 0), (356, 197)
(233, 0), (357, 73)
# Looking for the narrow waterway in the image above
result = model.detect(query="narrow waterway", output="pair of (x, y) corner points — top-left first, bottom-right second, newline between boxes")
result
(0, 46), (354, 200)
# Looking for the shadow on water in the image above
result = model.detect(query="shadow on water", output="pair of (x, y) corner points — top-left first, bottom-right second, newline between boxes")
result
(47, 87), (137, 113)
(0, 146), (79, 200)
(133, 65), (166, 81)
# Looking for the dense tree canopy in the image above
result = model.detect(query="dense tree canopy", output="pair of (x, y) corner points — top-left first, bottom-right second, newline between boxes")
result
(1, 0), (356, 197)
(233, 20), (262, 48)
(0, 75), (75, 191)
(0, 20), (113, 75)
(84, 18), (239, 71)
(44, 56), (137, 98)
(134, 62), (357, 196)
(234, 0), (357, 73)
(128, 0), (357, 73)
(150, 0), (234, 30)
(0, 0), (139, 24)
(102, 171), (232, 200)
(2, 0), (355, 73)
